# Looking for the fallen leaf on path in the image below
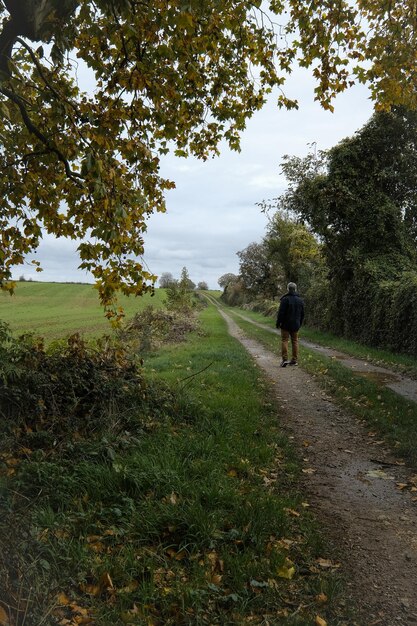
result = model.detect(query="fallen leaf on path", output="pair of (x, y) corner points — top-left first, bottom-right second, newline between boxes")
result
(302, 468), (316, 474)
(315, 616), (327, 626)
(366, 469), (394, 480)
(396, 483), (408, 490)
(316, 558), (340, 569)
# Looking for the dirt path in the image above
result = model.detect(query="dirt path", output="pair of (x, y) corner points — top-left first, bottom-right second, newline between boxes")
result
(216, 306), (417, 626)
(228, 308), (417, 404)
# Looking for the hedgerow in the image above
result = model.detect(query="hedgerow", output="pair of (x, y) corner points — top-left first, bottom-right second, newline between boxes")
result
(304, 267), (417, 357)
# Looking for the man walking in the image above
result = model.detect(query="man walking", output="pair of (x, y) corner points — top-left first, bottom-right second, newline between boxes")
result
(276, 282), (305, 367)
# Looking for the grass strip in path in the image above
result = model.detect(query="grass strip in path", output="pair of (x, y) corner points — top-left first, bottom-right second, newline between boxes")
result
(228, 310), (417, 468)
(0, 303), (350, 626)
(219, 301), (417, 379)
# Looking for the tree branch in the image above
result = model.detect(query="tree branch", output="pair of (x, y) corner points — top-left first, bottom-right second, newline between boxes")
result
(0, 84), (84, 184)
(16, 37), (80, 117)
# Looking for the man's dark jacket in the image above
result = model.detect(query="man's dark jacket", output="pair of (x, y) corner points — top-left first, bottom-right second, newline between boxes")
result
(276, 292), (305, 332)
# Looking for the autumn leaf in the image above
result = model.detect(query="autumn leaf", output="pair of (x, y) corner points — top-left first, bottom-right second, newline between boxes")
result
(164, 492), (179, 505)
(166, 548), (187, 561)
(315, 616), (327, 626)
(80, 583), (101, 597)
(100, 572), (114, 591)
(210, 573), (223, 585)
(366, 469), (394, 480)
(118, 580), (139, 594)
(316, 592), (328, 604)
(284, 508), (300, 517)
(56, 592), (71, 606)
(277, 558), (296, 579)
(0, 606), (10, 626)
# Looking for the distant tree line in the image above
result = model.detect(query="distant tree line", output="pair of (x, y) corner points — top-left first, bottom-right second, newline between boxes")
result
(159, 269), (209, 292)
(220, 107), (417, 356)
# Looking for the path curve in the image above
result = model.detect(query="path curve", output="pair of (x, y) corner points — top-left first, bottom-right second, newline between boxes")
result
(214, 304), (417, 625)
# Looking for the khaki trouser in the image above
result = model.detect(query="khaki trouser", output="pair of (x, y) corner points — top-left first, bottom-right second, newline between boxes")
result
(281, 329), (299, 362)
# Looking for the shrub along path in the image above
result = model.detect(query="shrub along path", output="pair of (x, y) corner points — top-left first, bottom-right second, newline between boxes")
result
(213, 303), (417, 626)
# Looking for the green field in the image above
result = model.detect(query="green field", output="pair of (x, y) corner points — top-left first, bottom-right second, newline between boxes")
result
(0, 282), (166, 340)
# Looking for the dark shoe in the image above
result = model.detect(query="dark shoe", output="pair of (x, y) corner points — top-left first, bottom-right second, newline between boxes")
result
(289, 360), (298, 366)
(280, 360), (288, 368)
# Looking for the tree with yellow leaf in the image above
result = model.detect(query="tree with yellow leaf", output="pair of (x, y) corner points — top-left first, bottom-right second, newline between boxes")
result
(0, 0), (416, 311)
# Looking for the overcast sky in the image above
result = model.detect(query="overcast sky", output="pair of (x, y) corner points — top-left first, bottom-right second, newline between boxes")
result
(17, 66), (374, 289)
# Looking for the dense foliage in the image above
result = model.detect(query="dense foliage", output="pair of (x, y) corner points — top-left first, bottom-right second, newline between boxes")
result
(221, 213), (321, 307)
(1, 1), (417, 310)
(0, 322), (145, 442)
(249, 108), (417, 355)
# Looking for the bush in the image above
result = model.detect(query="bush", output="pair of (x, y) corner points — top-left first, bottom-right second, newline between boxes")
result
(220, 279), (248, 306)
(0, 324), (148, 446)
(165, 280), (196, 312)
(304, 266), (417, 357)
(119, 305), (199, 352)
(241, 298), (278, 318)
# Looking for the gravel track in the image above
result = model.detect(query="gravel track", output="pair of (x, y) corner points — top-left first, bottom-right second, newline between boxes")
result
(214, 304), (417, 626)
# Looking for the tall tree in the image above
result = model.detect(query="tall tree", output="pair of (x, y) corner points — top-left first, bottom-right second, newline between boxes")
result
(277, 107), (417, 334)
(1, 2), (417, 312)
(159, 272), (175, 288)
(280, 108), (417, 281)
(237, 241), (278, 298)
(264, 210), (321, 287)
(218, 273), (238, 289)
